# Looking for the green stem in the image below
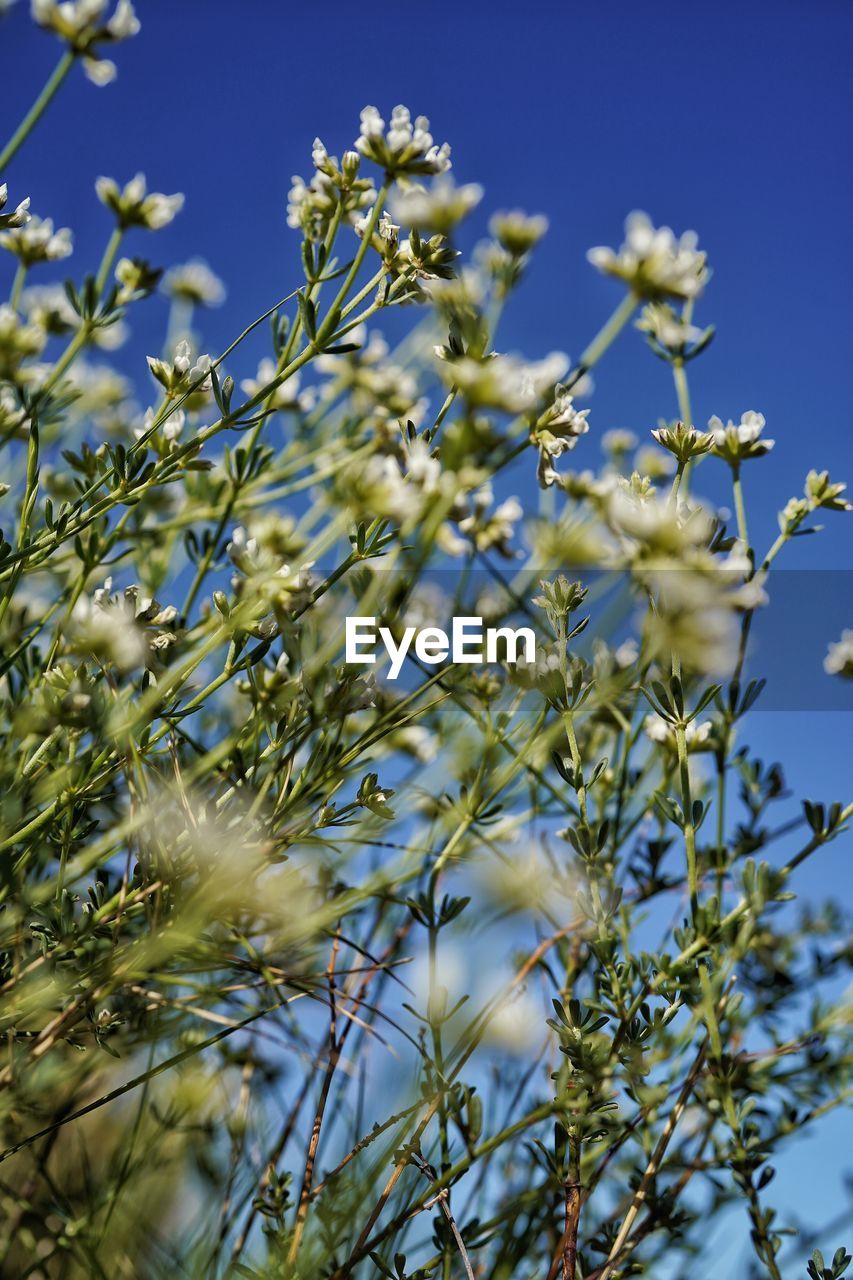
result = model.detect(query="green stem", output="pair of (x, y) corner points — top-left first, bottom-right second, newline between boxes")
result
(9, 263), (27, 311)
(0, 49), (75, 173)
(569, 290), (638, 386)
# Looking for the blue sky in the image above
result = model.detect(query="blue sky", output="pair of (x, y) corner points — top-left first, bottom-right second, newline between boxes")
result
(2, 0), (852, 1270)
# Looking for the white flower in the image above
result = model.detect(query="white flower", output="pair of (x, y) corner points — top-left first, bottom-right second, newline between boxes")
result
(0, 214), (72, 265)
(643, 713), (712, 751)
(389, 176), (483, 233)
(709, 410), (775, 464)
(0, 304), (47, 376)
(588, 211), (708, 300)
(440, 351), (569, 413)
(0, 185), (31, 230)
(146, 340), (211, 398)
(96, 173), (183, 231)
(355, 104), (451, 177)
(824, 630), (853, 679)
(637, 301), (705, 351)
(70, 582), (150, 672)
(532, 386), (591, 487)
(31, 0), (139, 84)
(162, 259), (225, 307)
(240, 358), (315, 412)
(489, 210), (549, 255)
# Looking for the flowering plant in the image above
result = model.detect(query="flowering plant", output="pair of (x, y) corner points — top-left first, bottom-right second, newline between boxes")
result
(0, 7), (850, 1279)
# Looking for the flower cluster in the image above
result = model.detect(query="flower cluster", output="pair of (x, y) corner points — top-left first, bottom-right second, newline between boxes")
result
(588, 211), (708, 300)
(287, 140), (376, 241)
(355, 105), (451, 178)
(96, 174), (184, 231)
(31, 0), (140, 85)
(0, 212), (73, 265)
(709, 410), (774, 465)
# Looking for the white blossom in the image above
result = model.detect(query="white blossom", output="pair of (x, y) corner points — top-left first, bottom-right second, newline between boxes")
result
(440, 351), (568, 414)
(588, 211), (708, 300)
(162, 259), (226, 307)
(355, 104), (451, 177)
(0, 185), (31, 230)
(824, 630), (853, 678)
(96, 173), (183, 231)
(240, 358), (316, 412)
(709, 410), (774, 463)
(0, 214), (72, 264)
(389, 176), (483, 233)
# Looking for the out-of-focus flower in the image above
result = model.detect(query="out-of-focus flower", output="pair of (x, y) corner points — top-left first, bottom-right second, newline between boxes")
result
(240, 358), (316, 413)
(96, 173), (183, 230)
(355, 104), (451, 177)
(445, 483), (523, 558)
(31, 0), (140, 85)
(804, 469), (851, 513)
(0, 304), (46, 377)
(824, 631), (853, 679)
(588, 211), (708, 300)
(0, 214), (72, 265)
(0, 184), (31, 230)
(389, 176), (482, 235)
(115, 256), (163, 303)
(709, 410), (774, 464)
(162, 259), (225, 307)
(70, 577), (176, 671)
(637, 301), (713, 359)
(489, 210), (549, 256)
(440, 350), (568, 414)
(602, 428), (637, 456)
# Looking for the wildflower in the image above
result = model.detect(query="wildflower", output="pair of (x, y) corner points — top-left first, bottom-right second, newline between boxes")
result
(134, 405), (185, 454)
(824, 631), (853, 678)
(115, 256), (163, 303)
(588, 211), (708, 300)
(0, 185), (31, 230)
(0, 304), (46, 378)
(440, 351), (569, 414)
(0, 382), (27, 437)
(637, 302), (712, 358)
(356, 772), (395, 819)
(287, 142), (375, 240)
(643, 713), (712, 752)
(489, 210), (549, 256)
(96, 174), (184, 231)
(147, 339), (211, 398)
(602, 428), (638, 456)
(651, 420), (715, 464)
(31, 0), (140, 85)
(240, 359), (315, 413)
(709, 410), (774, 464)
(532, 384), (591, 487)
(392, 229), (458, 285)
(804, 469), (851, 513)
(70, 578), (161, 672)
(162, 259), (226, 307)
(450, 484), (523, 558)
(634, 444), (677, 480)
(0, 214), (73, 265)
(355, 104), (451, 177)
(389, 176), (483, 234)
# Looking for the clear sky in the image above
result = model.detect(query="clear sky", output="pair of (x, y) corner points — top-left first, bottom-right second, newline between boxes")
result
(2, 0), (852, 1270)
